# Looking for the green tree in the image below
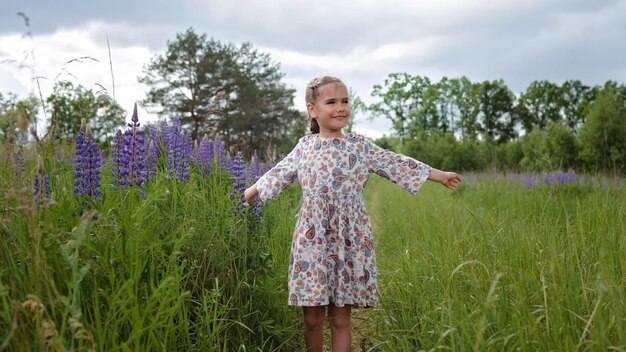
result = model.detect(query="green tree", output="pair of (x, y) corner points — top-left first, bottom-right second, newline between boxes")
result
(139, 28), (298, 156)
(579, 84), (626, 172)
(544, 122), (579, 170)
(560, 80), (595, 134)
(477, 80), (516, 143)
(0, 93), (39, 144)
(449, 77), (480, 141)
(370, 73), (432, 142)
(46, 81), (125, 143)
(516, 80), (563, 133)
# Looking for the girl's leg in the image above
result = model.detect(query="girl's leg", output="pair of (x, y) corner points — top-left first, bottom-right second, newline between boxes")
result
(328, 304), (352, 352)
(303, 306), (326, 352)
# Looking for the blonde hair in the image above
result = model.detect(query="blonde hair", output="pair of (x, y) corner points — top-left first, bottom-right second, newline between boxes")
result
(305, 76), (345, 134)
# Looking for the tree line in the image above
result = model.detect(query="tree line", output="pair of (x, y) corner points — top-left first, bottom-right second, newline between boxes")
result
(1, 27), (624, 172)
(365, 74), (626, 173)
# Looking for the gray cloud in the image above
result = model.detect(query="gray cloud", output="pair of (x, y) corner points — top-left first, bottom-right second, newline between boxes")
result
(1, 0), (625, 136)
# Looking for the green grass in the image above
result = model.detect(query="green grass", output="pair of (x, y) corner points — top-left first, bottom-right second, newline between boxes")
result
(366, 175), (626, 351)
(0, 147), (302, 351)
(2, 141), (625, 351)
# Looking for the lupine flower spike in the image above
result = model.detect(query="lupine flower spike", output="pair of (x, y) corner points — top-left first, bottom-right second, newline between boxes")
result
(74, 119), (102, 200)
(33, 155), (51, 201)
(228, 152), (247, 214)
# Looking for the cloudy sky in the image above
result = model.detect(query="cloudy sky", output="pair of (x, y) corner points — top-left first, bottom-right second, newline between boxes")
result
(1, 0), (625, 138)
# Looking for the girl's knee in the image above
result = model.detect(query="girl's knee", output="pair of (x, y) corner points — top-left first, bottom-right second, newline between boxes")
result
(328, 315), (350, 331)
(303, 306), (326, 331)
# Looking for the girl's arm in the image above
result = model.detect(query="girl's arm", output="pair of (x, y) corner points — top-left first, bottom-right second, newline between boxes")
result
(428, 168), (462, 190)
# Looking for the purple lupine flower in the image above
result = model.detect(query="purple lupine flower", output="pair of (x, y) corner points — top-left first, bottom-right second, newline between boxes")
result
(214, 136), (228, 169)
(144, 137), (159, 182)
(33, 158), (51, 201)
(247, 150), (263, 224)
(121, 103), (146, 187)
(165, 119), (191, 182)
(229, 152), (247, 214)
(566, 169), (578, 185)
(111, 130), (125, 189)
(247, 150), (260, 185)
(14, 148), (25, 186)
(73, 122), (101, 200)
(197, 135), (214, 177)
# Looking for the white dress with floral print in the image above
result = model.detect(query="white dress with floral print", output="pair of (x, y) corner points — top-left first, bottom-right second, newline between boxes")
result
(256, 133), (431, 307)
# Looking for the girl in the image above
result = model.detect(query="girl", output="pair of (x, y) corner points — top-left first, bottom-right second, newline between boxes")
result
(244, 76), (461, 351)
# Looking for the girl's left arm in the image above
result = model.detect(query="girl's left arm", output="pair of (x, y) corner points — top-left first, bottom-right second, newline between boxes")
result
(427, 168), (462, 190)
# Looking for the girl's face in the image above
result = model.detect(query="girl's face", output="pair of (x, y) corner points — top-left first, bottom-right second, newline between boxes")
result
(307, 82), (350, 136)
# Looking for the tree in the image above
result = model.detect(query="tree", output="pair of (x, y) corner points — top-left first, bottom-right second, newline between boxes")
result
(0, 93), (38, 144)
(515, 80), (563, 133)
(560, 80), (595, 134)
(139, 28), (299, 156)
(578, 84), (626, 172)
(477, 80), (516, 143)
(449, 77), (480, 141)
(46, 81), (126, 143)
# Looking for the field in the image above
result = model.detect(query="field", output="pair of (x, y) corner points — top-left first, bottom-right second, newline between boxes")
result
(360, 174), (626, 351)
(1, 140), (625, 351)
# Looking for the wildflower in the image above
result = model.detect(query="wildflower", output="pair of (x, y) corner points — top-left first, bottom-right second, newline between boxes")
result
(73, 120), (101, 200)
(165, 119), (191, 182)
(214, 135), (228, 169)
(197, 134), (214, 177)
(33, 157), (51, 201)
(144, 130), (159, 182)
(122, 103), (146, 186)
(247, 150), (263, 224)
(229, 152), (246, 214)
(111, 130), (125, 189)
(14, 148), (25, 186)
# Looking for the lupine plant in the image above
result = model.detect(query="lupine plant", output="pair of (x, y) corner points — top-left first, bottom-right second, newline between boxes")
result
(73, 121), (102, 200)
(33, 156), (51, 201)
(228, 152), (247, 214)
(247, 150), (263, 224)
(142, 125), (160, 182)
(197, 134), (214, 177)
(122, 104), (146, 187)
(164, 119), (192, 182)
(14, 147), (25, 187)
(214, 135), (228, 168)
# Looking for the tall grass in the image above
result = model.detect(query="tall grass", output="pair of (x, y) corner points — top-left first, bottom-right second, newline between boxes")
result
(367, 174), (626, 351)
(0, 143), (301, 351)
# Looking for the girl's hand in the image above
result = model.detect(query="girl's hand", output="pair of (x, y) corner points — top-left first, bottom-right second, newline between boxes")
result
(440, 172), (462, 190)
(243, 185), (258, 207)
(428, 169), (462, 190)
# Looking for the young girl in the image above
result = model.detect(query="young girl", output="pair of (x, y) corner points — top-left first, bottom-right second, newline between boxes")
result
(243, 76), (461, 352)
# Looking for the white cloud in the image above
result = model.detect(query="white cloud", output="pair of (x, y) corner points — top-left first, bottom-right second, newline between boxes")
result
(0, 26), (157, 132)
(1, 0), (626, 138)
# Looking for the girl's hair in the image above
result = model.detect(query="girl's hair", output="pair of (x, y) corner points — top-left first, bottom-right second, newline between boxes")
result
(305, 76), (344, 134)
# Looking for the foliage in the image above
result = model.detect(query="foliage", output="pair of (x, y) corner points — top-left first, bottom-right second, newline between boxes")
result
(0, 93), (39, 144)
(365, 74), (625, 174)
(45, 81), (126, 143)
(0, 140), (302, 350)
(139, 28), (303, 157)
(579, 84), (626, 173)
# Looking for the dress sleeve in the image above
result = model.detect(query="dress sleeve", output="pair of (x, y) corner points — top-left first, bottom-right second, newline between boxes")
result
(255, 139), (302, 202)
(365, 138), (431, 195)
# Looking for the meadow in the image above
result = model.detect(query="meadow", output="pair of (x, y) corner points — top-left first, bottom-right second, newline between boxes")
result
(1, 124), (625, 350)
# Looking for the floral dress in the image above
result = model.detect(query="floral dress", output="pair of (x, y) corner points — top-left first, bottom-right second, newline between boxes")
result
(256, 133), (431, 307)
